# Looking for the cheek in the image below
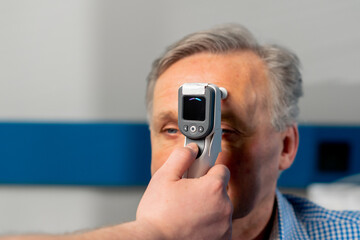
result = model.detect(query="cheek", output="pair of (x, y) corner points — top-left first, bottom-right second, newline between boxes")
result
(150, 132), (185, 175)
(254, 136), (282, 172)
(236, 135), (282, 195)
(216, 140), (249, 174)
(150, 133), (168, 175)
(216, 136), (281, 186)
(240, 137), (281, 176)
(216, 137), (282, 216)
(151, 146), (169, 175)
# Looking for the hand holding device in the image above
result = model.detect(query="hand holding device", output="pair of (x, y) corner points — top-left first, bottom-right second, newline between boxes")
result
(136, 144), (232, 240)
(178, 83), (228, 178)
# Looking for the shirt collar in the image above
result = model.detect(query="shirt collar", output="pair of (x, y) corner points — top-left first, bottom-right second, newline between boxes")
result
(275, 189), (310, 240)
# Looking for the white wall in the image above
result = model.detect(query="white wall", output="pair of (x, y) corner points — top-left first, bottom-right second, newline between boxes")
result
(1, 0), (360, 122)
(1, 0), (360, 235)
(0, 186), (145, 235)
(0, 1), (99, 121)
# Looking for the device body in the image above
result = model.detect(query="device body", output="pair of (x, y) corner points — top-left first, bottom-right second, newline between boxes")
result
(178, 83), (227, 178)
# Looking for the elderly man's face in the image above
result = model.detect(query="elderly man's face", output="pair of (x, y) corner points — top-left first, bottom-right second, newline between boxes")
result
(149, 51), (290, 218)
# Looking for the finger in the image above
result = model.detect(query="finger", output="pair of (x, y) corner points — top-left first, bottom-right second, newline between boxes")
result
(159, 143), (198, 180)
(205, 164), (231, 185)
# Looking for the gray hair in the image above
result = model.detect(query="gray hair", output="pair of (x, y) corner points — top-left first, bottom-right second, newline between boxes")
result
(146, 24), (303, 131)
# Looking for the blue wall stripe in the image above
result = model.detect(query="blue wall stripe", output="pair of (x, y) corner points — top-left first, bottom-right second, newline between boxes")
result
(278, 125), (360, 188)
(0, 122), (151, 186)
(0, 122), (359, 187)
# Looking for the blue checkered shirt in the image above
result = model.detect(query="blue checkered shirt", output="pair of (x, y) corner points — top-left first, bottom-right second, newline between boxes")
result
(276, 189), (360, 239)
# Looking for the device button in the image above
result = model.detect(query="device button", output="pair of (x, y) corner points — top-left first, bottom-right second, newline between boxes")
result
(190, 126), (197, 133)
(198, 126), (204, 132)
(183, 125), (188, 132)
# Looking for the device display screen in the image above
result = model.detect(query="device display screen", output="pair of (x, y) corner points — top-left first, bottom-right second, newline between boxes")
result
(183, 96), (206, 121)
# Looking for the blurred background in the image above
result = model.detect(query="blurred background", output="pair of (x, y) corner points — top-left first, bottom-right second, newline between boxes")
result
(1, 0), (360, 235)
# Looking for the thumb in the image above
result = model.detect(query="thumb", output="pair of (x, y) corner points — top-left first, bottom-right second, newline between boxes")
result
(204, 164), (231, 186)
(158, 143), (198, 180)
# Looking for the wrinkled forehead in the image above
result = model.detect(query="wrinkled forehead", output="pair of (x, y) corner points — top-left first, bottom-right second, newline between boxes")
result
(151, 52), (270, 122)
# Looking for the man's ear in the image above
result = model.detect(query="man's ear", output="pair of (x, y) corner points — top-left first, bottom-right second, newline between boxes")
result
(279, 124), (299, 171)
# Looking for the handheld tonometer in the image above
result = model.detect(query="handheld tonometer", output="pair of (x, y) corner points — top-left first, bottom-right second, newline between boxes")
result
(178, 83), (228, 178)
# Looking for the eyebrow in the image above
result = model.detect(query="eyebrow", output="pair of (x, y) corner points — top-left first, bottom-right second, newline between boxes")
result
(220, 110), (255, 134)
(151, 111), (178, 128)
(152, 107), (255, 134)
(154, 110), (241, 125)
(221, 111), (242, 126)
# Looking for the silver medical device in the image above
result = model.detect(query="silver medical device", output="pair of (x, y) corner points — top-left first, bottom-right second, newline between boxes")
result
(178, 83), (228, 178)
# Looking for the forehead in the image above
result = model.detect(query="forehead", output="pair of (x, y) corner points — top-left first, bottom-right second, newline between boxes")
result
(152, 51), (269, 121)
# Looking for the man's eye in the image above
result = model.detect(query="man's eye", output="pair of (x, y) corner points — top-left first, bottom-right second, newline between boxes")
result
(222, 129), (234, 135)
(165, 128), (178, 134)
